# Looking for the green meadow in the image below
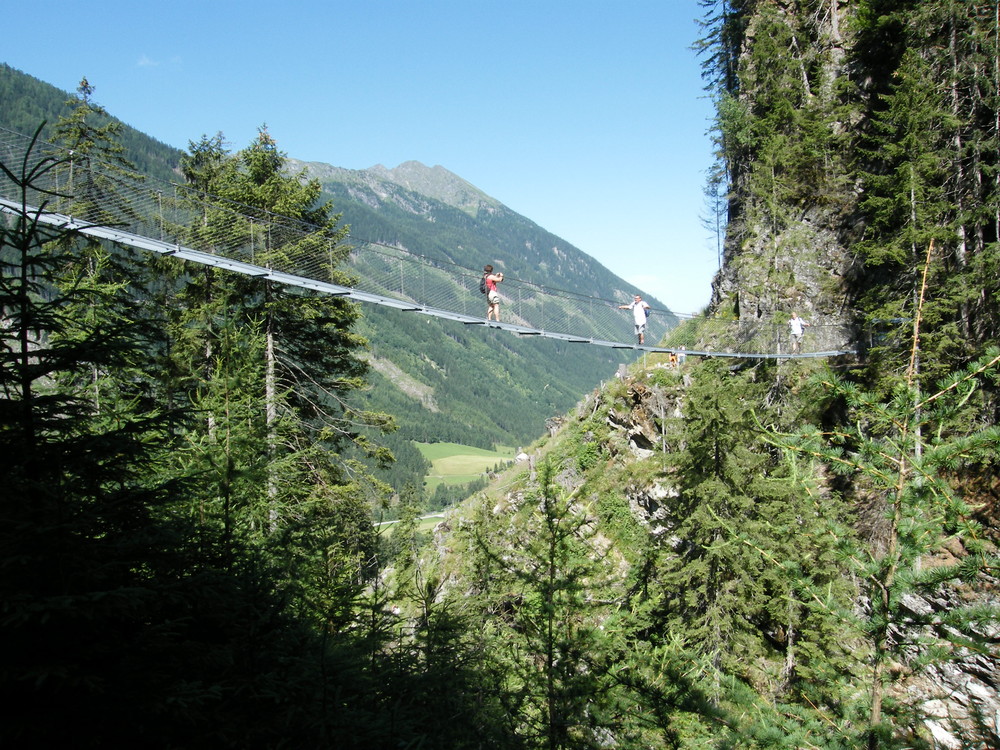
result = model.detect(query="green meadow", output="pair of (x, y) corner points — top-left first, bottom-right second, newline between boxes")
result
(377, 442), (517, 536)
(416, 441), (516, 493)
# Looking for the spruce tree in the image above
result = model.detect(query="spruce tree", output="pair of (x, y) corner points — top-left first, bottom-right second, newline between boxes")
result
(47, 77), (147, 241)
(654, 361), (776, 677)
(161, 127), (395, 629)
(0, 124), (284, 749)
(464, 459), (628, 749)
(775, 326), (1000, 747)
(855, 48), (959, 388)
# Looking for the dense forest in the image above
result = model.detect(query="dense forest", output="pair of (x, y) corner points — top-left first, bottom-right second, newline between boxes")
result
(2, 1), (1000, 749)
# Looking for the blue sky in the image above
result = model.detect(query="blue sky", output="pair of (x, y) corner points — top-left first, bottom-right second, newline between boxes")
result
(6, 0), (719, 315)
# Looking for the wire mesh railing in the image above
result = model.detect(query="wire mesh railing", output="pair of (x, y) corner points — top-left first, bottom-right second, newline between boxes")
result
(662, 315), (855, 359)
(0, 126), (856, 357)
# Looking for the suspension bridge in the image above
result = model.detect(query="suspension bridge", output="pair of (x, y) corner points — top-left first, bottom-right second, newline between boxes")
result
(0, 127), (856, 359)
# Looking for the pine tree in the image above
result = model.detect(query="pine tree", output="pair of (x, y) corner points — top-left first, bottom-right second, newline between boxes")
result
(159, 127), (396, 632)
(464, 460), (627, 749)
(775, 300), (1000, 748)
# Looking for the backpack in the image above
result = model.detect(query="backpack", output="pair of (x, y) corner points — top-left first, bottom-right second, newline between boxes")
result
(479, 275), (487, 294)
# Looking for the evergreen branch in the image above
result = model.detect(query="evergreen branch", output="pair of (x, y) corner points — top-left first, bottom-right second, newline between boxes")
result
(703, 503), (859, 624)
(916, 351), (1000, 412)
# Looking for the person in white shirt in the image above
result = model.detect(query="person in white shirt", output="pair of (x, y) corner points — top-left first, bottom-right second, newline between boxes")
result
(619, 294), (652, 345)
(789, 312), (810, 353)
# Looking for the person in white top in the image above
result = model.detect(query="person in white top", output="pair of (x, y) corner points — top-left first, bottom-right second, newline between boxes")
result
(619, 294), (652, 345)
(789, 312), (810, 353)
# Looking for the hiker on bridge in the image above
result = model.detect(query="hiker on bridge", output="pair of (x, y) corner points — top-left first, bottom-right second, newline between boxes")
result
(789, 312), (810, 354)
(619, 294), (652, 345)
(484, 265), (504, 322)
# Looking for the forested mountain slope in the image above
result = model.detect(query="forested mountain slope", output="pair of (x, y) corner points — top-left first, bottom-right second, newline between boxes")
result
(0, 63), (183, 182)
(291, 155), (675, 492)
(293, 154), (674, 436)
(291, 156), (658, 303)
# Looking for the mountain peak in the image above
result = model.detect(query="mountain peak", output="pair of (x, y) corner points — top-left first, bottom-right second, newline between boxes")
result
(367, 161), (499, 214)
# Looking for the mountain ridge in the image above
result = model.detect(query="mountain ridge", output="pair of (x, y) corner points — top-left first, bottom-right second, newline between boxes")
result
(290, 156), (669, 311)
(285, 159), (501, 217)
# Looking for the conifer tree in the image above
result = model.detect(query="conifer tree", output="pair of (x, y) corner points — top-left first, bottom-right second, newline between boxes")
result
(647, 359), (860, 743)
(654, 361), (776, 677)
(51, 77), (143, 227)
(855, 0), (1000, 364)
(0, 125), (285, 749)
(0, 129), (470, 750)
(855, 49), (959, 389)
(45, 80), (166, 417)
(466, 460), (626, 749)
(775, 312), (1000, 748)
(163, 127), (394, 628)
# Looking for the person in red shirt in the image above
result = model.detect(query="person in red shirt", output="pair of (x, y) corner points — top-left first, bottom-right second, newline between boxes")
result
(484, 264), (504, 321)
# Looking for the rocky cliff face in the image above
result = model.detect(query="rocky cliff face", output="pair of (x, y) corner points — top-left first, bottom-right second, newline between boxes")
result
(712, 213), (857, 327)
(706, 3), (861, 336)
(895, 582), (999, 749)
